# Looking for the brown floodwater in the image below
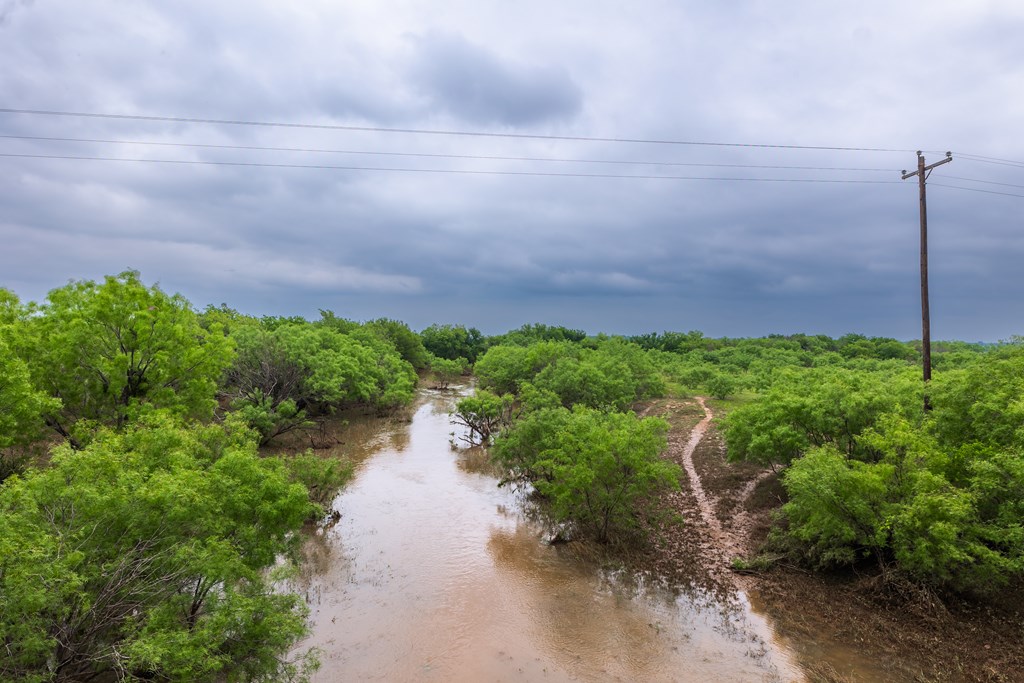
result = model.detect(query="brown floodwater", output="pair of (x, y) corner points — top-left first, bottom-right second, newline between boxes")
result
(290, 387), (805, 682)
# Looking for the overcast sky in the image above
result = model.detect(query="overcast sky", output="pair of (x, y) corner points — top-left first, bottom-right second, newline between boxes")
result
(2, 1), (1022, 340)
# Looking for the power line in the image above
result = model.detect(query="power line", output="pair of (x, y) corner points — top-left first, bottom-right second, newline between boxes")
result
(943, 175), (1024, 190)
(930, 182), (1024, 198)
(0, 134), (900, 172)
(0, 107), (924, 153)
(0, 151), (904, 183)
(954, 151), (1024, 168)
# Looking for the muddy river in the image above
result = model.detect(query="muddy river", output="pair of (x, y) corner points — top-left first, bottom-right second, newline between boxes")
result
(291, 387), (805, 682)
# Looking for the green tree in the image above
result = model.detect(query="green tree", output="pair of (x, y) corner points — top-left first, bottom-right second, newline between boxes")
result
(0, 288), (24, 328)
(348, 328), (419, 410)
(492, 407), (679, 543)
(225, 323), (417, 442)
(0, 415), (316, 682)
(198, 303), (259, 336)
(420, 323), (487, 363)
(281, 450), (355, 516)
(274, 324), (415, 411)
(362, 318), (430, 369)
(475, 339), (662, 411)
(18, 271), (234, 445)
(781, 415), (1024, 590)
(452, 390), (517, 445)
(705, 372), (737, 400)
(226, 325), (311, 445)
(473, 344), (533, 395)
(928, 345), (1024, 449)
(0, 338), (60, 480)
(428, 355), (467, 390)
(474, 341), (578, 395)
(493, 323), (587, 346)
(722, 366), (921, 468)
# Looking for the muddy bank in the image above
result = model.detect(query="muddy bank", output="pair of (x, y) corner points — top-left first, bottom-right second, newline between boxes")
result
(636, 397), (1024, 682)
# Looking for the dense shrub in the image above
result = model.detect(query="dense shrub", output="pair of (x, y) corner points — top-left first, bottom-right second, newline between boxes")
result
(492, 407), (679, 543)
(226, 322), (416, 443)
(0, 415), (316, 682)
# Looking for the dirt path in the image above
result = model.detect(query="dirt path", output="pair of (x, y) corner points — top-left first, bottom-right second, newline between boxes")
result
(639, 396), (1024, 683)
(676, 397), (720, 542)
(636, 399), (729, 588)
(640, 396), (771, 588)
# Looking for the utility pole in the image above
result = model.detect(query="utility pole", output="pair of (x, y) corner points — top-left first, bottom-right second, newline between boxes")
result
(902, 151), (951, 411)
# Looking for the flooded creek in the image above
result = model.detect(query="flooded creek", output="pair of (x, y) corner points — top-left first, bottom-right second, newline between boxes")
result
(292, 387), (804, 682)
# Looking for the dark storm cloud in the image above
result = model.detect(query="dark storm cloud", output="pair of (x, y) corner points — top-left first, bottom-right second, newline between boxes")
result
(1, 1), (1022, 339)
(407, 31), (583, 126)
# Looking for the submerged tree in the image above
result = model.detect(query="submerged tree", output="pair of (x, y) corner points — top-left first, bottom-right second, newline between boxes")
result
(452, 390), (517, 445)
(493, 407), (679, 544)
(225, 322), (417, 444)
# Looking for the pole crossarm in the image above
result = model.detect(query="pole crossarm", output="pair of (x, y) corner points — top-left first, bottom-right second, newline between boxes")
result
(902, 151), (953, 179)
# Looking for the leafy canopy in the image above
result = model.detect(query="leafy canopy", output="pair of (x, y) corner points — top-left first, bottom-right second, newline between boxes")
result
(15, 271), (234, 443)
(493, 407), (679, 544)
(0, 414), (316, 682)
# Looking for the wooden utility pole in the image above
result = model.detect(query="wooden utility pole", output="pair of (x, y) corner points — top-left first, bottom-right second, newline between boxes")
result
(902, 151), (951, 411)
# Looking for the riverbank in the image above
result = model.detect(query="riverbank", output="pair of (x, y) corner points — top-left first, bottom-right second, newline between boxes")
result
(635, 397), (1024, 682)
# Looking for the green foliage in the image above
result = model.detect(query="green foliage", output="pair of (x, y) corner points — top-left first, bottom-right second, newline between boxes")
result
(628, 330), (709, 354)
(0, 415), (316, 682)
(260, 314), (313, 331)
(781, 445), (894, 567)
(492, 323), (588, 346)
(474, 341), (575, 395)
(198, 303), (259, 336)
(452, 390), (517, 445)
(492, 407), (679, 543)
(232, 397), (310, 447)
(362, 318), (430, 369)
(517, 382), (564, 413)
(705, 372), (738, 400)
(0, 338), (60, 481)
(275, 324), (377, 405)
(928, 344), (1024, 449)
(427, 354), (467, 389)
(226, 322), (416, 442)
(722, 366), (921, 468)
(712, 337), (1024, 592)
(475, 339), (663, 411)
(15, 271), (234, 443)
(0, 287), (24, 327)
(314, 309), (359, 334)
(781, 414), (1024, 591)
(281, 451), (355, 516)
(226, 325), (311, 445)
(346, 328), (418, 410)
(473, 344), (533, 394)
(420, 323), (487, 364)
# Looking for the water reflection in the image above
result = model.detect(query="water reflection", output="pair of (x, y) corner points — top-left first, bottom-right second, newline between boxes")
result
(291, 387), (802, 682)
(455, 444), (499, 477)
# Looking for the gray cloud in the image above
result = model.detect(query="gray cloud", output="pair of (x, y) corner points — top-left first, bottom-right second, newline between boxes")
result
(407, 31), (583, 126)
(0, 0), (32, 26)
(0, 1), (1022, 340)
